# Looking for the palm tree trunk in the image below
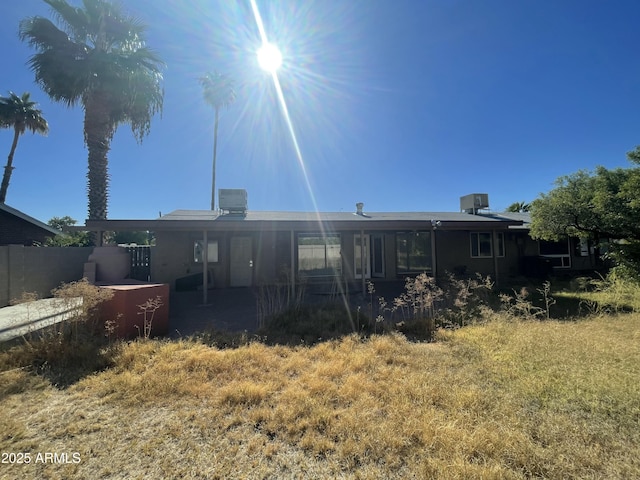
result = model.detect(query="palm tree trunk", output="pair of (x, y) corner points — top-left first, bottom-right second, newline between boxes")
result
(211, 107), (219, 210)
(0, 128), (21, 203)
(84, 93), (114, 245)
(84, 94), (113, 220)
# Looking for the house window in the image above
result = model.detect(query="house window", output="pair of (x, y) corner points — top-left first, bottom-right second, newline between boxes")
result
(194, 240), (219, 263)
(539, 239), (570, 268)
(298, 234), (341, 276)
(396, 231), (432, 274)
(470, 232), (504, 258)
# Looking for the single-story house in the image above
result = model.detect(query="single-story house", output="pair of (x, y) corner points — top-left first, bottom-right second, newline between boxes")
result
(81, 192), (602, 301)
(0, 203), (59, 246)
(500, 211), (603, 275)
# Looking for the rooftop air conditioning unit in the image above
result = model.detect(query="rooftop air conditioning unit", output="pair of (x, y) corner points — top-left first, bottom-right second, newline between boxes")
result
(219, 189), (248, 214)
(460, 193), (489, 214)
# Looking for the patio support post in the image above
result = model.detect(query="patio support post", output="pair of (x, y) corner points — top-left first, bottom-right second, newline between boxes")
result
(203, 230), (208, 305)
(360, 229), (365, 294)
(290, 230), (295, 299)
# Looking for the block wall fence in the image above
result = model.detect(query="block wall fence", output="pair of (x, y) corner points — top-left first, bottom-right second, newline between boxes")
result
(0, 245), (93, 307)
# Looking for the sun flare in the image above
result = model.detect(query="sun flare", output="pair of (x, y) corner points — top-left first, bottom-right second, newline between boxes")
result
(257, 42), (282, 72)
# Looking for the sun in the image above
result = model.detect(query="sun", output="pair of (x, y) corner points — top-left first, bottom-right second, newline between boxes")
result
(257, 42), (282, 72)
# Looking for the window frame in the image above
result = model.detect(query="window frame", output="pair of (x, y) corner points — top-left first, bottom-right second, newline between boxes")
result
(297, 233), (342, 277)
(395, 231), (432, 274)
(539, 238), (571, 269)
(193, 239), (219, 264)
(470, 232), (505, 258)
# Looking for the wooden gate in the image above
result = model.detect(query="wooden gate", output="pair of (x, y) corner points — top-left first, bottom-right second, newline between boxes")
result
(126, 246), (152, 282)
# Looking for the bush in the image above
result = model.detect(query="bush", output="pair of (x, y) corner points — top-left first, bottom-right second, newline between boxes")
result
(259, 303), (366, 345)
(1, 279), (117, 387)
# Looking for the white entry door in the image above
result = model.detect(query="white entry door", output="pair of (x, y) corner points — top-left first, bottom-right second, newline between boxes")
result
(354, 234), (371, 279)
(230, 237), (253, 287)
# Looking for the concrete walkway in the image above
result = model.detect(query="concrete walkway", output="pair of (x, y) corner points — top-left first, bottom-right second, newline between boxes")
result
(0, 297), (83, 343)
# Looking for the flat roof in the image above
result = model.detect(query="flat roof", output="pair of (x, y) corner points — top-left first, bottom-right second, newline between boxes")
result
(82, 209), (524, 232)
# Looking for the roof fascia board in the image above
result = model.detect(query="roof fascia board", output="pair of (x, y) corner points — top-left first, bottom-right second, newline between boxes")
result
(84, 218), (523, 232)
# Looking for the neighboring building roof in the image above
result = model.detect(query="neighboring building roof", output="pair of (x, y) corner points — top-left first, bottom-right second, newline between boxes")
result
(0, 203), (60, 245)
(499, 212), (532, 230)
(84, 209), (523, 232)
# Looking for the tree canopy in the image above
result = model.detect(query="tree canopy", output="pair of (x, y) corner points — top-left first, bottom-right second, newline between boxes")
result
(200, 71), (236, 210)
(530, 148), (640, 279)
(46, 215), (91, 246)
(0, 91), (49, 203)
(20, 0), (164, 224)
(505, 201), (531, 213)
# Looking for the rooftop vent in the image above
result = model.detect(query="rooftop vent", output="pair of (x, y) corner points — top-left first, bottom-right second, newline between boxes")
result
(219, 189), (248, 214)
(460, 193), (489, 214)
(355, 202), (364, 215)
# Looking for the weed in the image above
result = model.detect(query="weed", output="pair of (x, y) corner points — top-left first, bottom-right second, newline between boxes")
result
(51, 278), (114, 333)
(259, 303), (365, 345)
(556, 275), (640, 315)
(500, 287), (544, 320)
(10, 291), (40, 305)
(536, 280), (556, 319)
(256, 266), (307, 328)
(135, 296), (164, 340)
(367, 272), (495, 341)
(440, 272), (494, 327)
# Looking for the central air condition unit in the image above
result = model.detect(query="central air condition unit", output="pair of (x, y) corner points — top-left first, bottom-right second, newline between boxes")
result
(460, 193), (489, 214)
(219, 189), (248, 214)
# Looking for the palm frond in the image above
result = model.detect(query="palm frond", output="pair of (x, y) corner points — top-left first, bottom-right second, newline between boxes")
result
(200, 71), (237, 110)
(19, 16), (72, 50)
(0, 91), (48, 135)
(43, 0), (91, 40)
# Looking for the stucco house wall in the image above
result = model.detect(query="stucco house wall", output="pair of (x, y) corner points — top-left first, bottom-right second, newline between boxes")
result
(152, 225), (528, 290)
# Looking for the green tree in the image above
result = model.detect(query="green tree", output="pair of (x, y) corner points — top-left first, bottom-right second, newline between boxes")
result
(20, 0), (164, 224)
(530, 148), (640, 279)
(200, 71), (236, 210)
(112, 230), (153, 245)
(0, 92), (49, 203)
(45, 215), (91, 246)
(505, 201), (531, 213)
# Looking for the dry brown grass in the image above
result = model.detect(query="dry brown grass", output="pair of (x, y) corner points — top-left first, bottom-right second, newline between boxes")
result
(1, 313), (639, 479)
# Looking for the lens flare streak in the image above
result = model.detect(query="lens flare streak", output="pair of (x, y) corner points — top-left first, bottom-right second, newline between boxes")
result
(249, 0), (320, 214)
(249, 0), (354, 325)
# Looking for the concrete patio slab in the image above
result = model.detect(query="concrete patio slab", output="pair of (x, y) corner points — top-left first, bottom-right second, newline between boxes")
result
(168, 288), (259, 337)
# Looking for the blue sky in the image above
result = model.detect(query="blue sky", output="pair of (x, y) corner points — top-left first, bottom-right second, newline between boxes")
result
(2, 0), (640, 223)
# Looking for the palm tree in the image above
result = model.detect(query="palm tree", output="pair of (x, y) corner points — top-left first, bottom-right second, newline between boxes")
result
(19, 0), (164, 225)
(200, 71), (236, 210)
(506, 201), (531, 213)
(0, 92), (49, 203)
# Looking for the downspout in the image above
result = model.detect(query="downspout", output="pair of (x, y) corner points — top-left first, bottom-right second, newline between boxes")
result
(360, 229), (365, 294)
(290, 230), (295, 300)
(203, 230), (208, 305)
(431, 227), (437, 279)
(493, 230), (499, 286)
(430, 219), (441, 280)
